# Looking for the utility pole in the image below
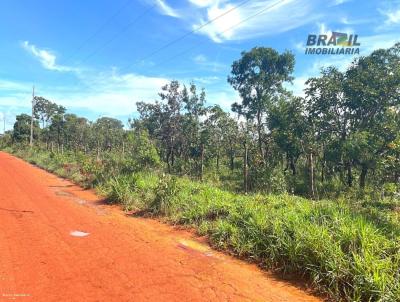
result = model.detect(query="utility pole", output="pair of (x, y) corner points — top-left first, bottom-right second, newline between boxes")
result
(3, 113), (5, 134)
(243, 140), (248, 193)
(30, 86), (35, 147)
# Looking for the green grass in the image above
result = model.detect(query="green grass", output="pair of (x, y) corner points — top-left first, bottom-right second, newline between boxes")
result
(9, 147), (400, 301)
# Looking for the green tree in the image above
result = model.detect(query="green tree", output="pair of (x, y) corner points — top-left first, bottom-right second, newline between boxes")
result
(343, 43), (400, 188)
(12, 114), (39, 143)
(228, 47), (295, 160)
(63, 114), (90, 151)
(268, 96), (306, 176)
(33, 96), (65, 128)
(93, 117), (124, 155)
(126, 128), (160, 169)
(305, 67), (353, 186)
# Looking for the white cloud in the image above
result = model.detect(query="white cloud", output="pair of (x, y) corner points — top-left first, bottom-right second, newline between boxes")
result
(146, 0), (353, 43)
(191, 54), (226, 72)
(21, 41), (76, 72)
(317, 22), (354, 36)
(49, 69), (171, 116)
(359, 33), (399, 53)
(0, 80), (30, 91)
(318, 22), (329, 35)
(333, 0), (351, 5)
(176, 0), (327, 43)
(206, 89), (240, 110)
(0, 88), (34, 132)
(189, 0), (218, 7)
(66, 69), (233, 115)
(340, 17), (369, 25)
(287, 76), (309, 97)
(195, 1), (242, 42)
(155, 0), (180, 18)
(193, 54), (207, 63)
(0, 70), (169, 119)
(192, 75), (220, 84)
(293, 41), (305, 53)
(382, 8), (400, 25)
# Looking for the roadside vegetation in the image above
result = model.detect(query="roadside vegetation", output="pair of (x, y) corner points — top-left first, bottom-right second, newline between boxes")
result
(1, 43), (399, 301)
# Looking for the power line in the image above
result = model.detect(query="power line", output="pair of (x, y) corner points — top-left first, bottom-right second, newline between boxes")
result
(77, 3), (156, 64)
(49, 0), (287, 99)
(151, 0), (287, 69)
(30, 86), (35, 147)
(50, 2), (156, 94)
(123, 0), (254, 70)
(60, 0), (247, 93)
(61, 0), (134, 65)
(75, 0), (287, 95)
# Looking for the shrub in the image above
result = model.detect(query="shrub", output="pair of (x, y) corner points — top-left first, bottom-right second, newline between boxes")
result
(150, 174), (180, 215)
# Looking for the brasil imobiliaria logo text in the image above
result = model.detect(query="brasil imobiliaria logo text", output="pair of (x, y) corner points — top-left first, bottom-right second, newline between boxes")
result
(305, 32), (360, 55)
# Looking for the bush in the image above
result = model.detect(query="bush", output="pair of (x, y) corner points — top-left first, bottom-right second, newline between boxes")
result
(150, 175), (180, 215)
(250, 165), (287, 194)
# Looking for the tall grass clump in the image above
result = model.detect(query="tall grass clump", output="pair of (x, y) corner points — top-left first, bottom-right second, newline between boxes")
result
(99, 172), (158, 211)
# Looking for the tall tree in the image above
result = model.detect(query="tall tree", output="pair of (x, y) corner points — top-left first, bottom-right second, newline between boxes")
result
(13, 114), (39, 143)
(268, 96), (306, 176)
(228, 47), (295, 160)
(33, 96), (65, 128)
(305, 67), (353, 186)
(344, 43), (400, 188)
(93, 117), (124, 154)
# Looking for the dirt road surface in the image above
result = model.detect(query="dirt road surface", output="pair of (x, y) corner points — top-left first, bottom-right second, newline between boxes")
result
(0, 152), (322, 302)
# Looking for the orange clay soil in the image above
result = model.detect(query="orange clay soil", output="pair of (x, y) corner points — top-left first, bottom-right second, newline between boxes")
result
(0, 152), (323, 302)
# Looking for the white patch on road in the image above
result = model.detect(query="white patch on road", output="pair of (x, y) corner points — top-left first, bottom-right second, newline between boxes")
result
(70, 230), (90, 237)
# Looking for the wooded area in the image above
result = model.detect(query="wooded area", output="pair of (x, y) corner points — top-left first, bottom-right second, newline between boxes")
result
(2, 43), (399, 199)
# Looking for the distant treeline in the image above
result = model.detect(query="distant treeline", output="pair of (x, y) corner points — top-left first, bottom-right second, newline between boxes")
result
(2, 43), (400, 198)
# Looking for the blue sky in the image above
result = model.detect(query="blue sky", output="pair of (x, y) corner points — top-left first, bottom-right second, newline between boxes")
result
(0, 0), (399, 131)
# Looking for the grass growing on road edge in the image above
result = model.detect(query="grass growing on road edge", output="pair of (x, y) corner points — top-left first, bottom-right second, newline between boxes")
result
(8, 147), (400, 302)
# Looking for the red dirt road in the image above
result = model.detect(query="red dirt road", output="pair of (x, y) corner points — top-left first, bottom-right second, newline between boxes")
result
(0, 152), (322, 302)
